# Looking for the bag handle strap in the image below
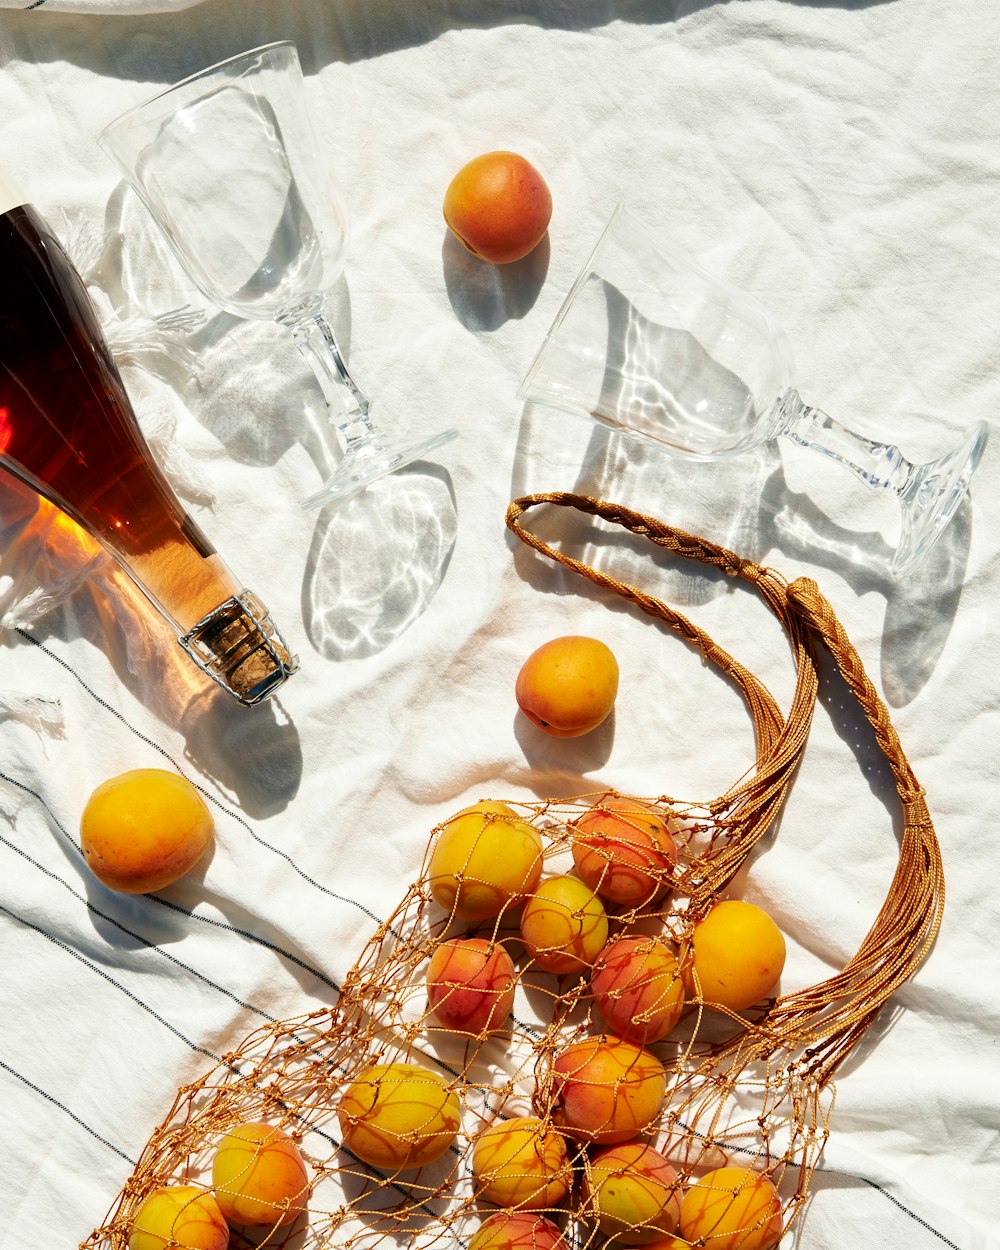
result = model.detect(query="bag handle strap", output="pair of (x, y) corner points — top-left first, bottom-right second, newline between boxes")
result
(506, 492), (943, 1080)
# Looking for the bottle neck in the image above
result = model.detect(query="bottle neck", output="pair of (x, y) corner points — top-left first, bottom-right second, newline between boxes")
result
(179, 591), (298, 707)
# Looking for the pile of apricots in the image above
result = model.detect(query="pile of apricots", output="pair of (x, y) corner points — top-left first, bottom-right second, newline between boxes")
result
(129, 1122), (309, 1250)
(127, 796), (786, 1249)
(337, 794), (787, 1250)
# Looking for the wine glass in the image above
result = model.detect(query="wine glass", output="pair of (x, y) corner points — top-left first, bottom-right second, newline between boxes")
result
(99, 41), (456, 510)
(519, 203), (988, 577)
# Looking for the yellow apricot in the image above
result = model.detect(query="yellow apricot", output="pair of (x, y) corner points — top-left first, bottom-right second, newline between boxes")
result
(211, 1121), (308, 1227)
(428, 800), (543, 921)
(443, 150), (552, 264)
(338, 1062), (461, 1171)
(81, 768), (213, 894)
(516, 636), (619, 738)
(585, 1141), (683, 1243)
(128, 1186), (228, 1250)
(678, 1166), (782, 1250)
(686, 901), (786, 1012)
(472, 1115), (573, 1208)
(520, 875), (609, 974)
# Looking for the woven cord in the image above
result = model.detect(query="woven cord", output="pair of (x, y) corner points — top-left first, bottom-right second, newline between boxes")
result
(505, 492), (945, 1080)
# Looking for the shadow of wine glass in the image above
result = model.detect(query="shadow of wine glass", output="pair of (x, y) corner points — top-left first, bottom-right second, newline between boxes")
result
(302, 465), (458, 662)
(757, 460), (973, 708)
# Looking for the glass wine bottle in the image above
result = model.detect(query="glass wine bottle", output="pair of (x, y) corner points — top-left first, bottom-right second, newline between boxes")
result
(0, 173), (297, 706)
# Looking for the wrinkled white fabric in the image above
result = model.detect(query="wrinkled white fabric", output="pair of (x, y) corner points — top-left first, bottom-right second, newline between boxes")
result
(1, 0), (208, 12)
(1, 4), (998, 1250)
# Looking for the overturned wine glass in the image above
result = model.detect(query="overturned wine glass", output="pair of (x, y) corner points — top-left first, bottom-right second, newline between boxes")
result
(100, 41), (457, 510)
(519, 203), (988, 577)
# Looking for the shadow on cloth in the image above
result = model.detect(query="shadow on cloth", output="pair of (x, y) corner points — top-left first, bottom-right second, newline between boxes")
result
(301, 465), (457, 663)
(8, 0), (900, 83)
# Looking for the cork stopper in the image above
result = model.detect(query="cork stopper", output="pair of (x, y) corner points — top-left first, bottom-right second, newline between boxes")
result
(179, 591), (298, 706)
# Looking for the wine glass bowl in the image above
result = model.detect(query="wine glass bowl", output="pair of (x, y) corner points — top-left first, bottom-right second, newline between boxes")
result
(520, 204), (988, 577)
(99, 41), (456, 510)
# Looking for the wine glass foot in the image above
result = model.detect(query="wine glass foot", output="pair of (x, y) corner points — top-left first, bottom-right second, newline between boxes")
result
(892, 420), (989, 577)
(299, 427), (458, 511)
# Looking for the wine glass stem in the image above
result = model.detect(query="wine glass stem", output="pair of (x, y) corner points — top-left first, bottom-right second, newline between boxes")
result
(289, 310), (378, 450)
(776, 388), (915, 496)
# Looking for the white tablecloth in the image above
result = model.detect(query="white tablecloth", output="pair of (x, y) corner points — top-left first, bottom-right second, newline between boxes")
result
(1, 3), (997, 1248)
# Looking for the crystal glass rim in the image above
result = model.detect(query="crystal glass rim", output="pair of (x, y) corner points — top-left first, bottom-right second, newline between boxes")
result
(517, 201), (796, 403)
(98, 40), (298, 146)
(517, 201), (629, 404)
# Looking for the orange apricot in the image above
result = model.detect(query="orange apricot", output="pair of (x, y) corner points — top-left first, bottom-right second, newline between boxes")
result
(469, 1211), (570, 1250)
(571, 797), (676, 907)
(686, 901), (786, 1012)
(515, 636), (619, 738)
(444, 150), (552, 264)
(551, 1035), (666, 1144)
(338, 1062), (461, 1171)
(211, 1122), (308, 1228)
(591, 935), (685, 1044)
(81, 768), (213, 894)
(678, 1166), (782, 1250)
(472, 1115), (573, 1208)
(427, 937), (517, 1036)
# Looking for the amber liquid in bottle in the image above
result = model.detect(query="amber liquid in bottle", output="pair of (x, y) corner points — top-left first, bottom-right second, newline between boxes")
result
(0, 203), (296, 704)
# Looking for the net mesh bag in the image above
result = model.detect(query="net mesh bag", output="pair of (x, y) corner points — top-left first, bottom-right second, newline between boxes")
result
(84, 492), (944, 1250)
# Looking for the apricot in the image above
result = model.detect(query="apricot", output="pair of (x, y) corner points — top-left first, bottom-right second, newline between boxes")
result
(551, 1036), (666, 1144)
(338, 1062), (461, 1171)
(591, 935), (685, 1045)
(428, 800), (544, 921)
(128, 1186), (229, 1250)
(427, 937), (517, 1036)
(516, 636), (619, 738)
(678, 1166), (782, 1250)
(585, 1141), (683, 1244)
(520, 874), (609, 975)
(572, 796), (677, 907)
(211, 1122), (308, 1228)
(685, 900), (786, 1013)
(469, 1212), (569, 1250)
(472, 1115), (573, 1208)
(81, 768), (213, 894)
(443, 150), (552, 264)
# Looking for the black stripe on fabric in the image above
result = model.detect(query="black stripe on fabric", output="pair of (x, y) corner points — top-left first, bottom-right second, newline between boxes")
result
(0, 901), (221, 1064)
(855, 1175), (964, 1250)
(0, 1059), (134, 1162)
(0, 830), (280, 1023)
(149, 894), (340, 993)
(14, 627), (396, 935)
(0, 766), (339, 992)
(24, 1), (48, 9)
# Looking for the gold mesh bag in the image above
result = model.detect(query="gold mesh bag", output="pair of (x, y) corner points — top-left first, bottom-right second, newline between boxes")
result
(85, 492), (943, 1250)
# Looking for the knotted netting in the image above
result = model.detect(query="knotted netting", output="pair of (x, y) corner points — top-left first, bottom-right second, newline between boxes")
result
(84, 493), (944, 1250)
